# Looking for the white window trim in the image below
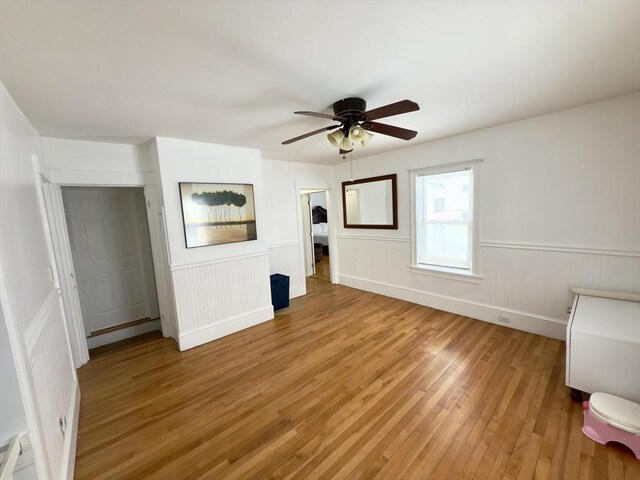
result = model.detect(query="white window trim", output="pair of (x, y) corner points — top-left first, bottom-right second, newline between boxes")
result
(409, 265), (484, 284)
(410, 159), (483, 279)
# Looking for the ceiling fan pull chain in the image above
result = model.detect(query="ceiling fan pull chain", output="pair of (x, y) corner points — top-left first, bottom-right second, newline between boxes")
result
(350, 151), (354, 181)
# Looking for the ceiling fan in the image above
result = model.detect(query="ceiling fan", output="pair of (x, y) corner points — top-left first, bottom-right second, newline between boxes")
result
(282, 97), (420, 154)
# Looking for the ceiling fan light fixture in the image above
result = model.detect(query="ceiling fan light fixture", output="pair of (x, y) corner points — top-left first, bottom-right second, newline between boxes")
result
(348, 126), (362, 142)
(360, 129), (373, 147)
(339, 136), (352, 150)
(349, 126), (373, 147)
(327, 129), (345, 148)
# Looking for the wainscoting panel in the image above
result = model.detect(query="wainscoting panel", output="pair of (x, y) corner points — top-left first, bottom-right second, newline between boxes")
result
(25, 289), (78, 480)
(480, 246), (640, 319)
(172, 253), (274, 350)
(337, 236), (640, 339)
(338, 236), (411, 289)
(268, 242), (304, 298)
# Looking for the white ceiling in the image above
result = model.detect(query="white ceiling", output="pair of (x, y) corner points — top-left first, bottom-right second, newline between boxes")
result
(1, 1), (639, 165)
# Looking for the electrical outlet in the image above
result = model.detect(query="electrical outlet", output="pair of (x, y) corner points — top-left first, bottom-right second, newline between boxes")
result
(497, 315), (510, 324)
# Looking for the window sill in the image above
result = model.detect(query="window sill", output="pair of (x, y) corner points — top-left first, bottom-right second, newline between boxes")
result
(409, 265), (483, 284)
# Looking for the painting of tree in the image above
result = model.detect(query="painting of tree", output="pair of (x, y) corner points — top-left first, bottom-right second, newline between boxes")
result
(179, 183), (257, 248)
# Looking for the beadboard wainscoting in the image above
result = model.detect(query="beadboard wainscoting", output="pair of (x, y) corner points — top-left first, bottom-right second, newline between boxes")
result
(268, 241), (305, 299)
(171, 253), (274, 351)
(337, 235), (640, 340)
(24, 288), (79, 480)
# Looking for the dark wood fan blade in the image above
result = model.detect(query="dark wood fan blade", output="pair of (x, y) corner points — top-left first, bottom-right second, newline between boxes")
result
(282, 125), (340, 145)
(362, 100), (419, 121)
(294, 111), (347, 122)
(362, 121), (417, 140)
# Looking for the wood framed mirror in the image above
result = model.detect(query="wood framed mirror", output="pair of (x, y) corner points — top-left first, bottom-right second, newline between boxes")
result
(342, 174), (398, 229)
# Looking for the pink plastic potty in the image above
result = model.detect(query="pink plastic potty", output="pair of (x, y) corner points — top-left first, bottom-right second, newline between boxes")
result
(582, 392), (640, 459)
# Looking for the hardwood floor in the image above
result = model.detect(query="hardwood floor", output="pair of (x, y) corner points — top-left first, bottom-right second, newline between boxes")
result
(312, 254), (331, 282)
(75, 281), (638, 479)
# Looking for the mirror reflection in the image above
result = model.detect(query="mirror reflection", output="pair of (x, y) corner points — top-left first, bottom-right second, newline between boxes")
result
(342, 174), (398, 229)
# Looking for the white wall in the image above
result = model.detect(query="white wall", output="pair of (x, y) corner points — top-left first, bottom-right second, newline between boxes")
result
(334, 92), (640, 340)
(153, 137), (273, 350)
(0, 302), (27, 445)
(41, 136), (153, 185)
(262, 159), (333, 296)
(1, 100), (52, 334)
(0, 82), (78, 478)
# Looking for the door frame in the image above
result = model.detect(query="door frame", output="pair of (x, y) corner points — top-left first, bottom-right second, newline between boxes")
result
(41, 180), (176, 367)
(294, 180), (338, 293)
(300, 193), (315, 276)
(143, 187), (178, 340)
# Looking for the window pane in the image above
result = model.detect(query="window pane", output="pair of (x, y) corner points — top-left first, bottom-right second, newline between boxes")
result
(418, 223), (470, 268)
(420, 170), (471, 222)
(414, 166), (475, 271)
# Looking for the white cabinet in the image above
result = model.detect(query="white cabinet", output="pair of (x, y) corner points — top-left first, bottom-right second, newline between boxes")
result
(566, 295), (640, 403)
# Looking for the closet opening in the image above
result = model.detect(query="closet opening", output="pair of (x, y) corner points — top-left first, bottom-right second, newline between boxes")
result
(61, 186), (161, 349)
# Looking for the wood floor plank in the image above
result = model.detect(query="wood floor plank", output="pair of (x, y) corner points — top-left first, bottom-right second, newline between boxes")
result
(578, 431), (596, 480)
(75, 280), (637, 479)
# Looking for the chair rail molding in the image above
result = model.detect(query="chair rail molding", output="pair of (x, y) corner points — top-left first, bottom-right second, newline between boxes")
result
(170, 251), (270, 272)
(479, 240), (640, 258)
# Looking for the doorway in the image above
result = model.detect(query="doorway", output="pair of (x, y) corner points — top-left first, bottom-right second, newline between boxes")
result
(301, 190), (331, 282)
(61, 187), (161, 349)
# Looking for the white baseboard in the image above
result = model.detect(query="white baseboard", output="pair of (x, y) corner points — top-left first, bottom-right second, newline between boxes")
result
(86, 319), (162, 349)
(290, 284), (305, 299)
(339, 274), (566, 340)
(61, 382), (80, 480)
(178, 305), (274, 351)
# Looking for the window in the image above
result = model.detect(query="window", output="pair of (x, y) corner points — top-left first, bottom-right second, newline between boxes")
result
(433, 197), (445, 212)
(411, 160), (481, 277)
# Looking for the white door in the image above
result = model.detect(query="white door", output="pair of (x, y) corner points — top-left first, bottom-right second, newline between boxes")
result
(63, 188), (153, 334)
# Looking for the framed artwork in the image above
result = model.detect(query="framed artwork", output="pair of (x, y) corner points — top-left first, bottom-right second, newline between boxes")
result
(179, 182), (257, 248)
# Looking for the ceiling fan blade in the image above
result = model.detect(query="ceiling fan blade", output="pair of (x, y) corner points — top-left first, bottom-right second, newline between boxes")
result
(294, 111), (347, 122)
(362, 121), (417, 140)
(282, 125), (340, 145)
(362, 100), (419, 121)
